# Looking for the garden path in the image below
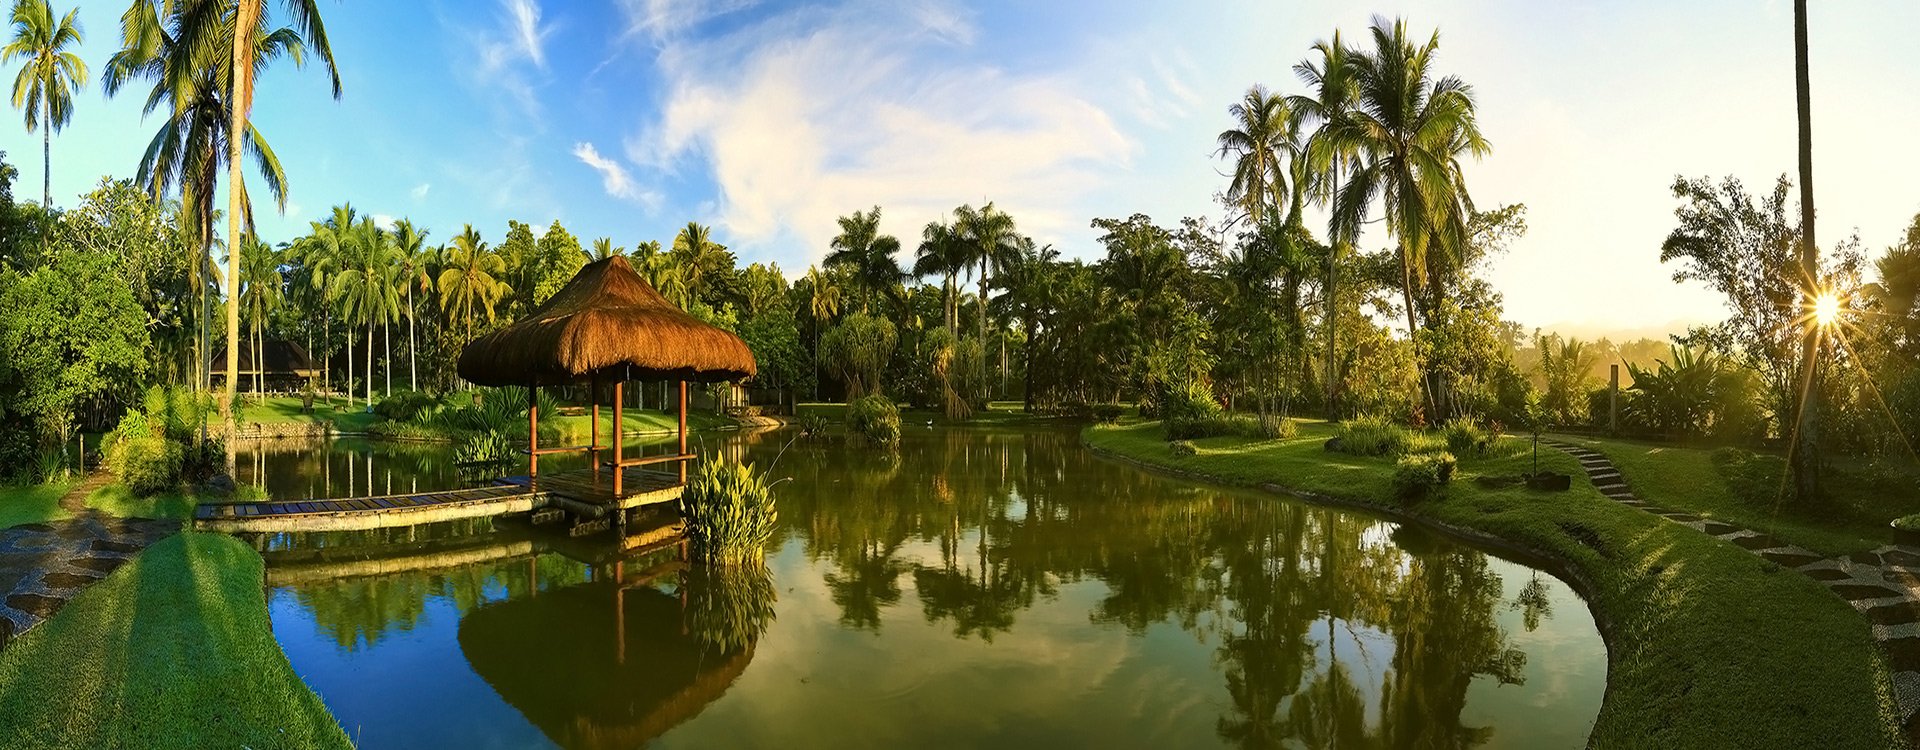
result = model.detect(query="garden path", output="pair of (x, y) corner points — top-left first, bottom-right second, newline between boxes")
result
(0, 471), (179, 651)
(1546, 438), (1920, 723)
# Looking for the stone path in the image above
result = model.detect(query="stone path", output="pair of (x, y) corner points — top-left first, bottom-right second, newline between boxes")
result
(1545, 438), (1920, 723)
(0, 472), (179, 651)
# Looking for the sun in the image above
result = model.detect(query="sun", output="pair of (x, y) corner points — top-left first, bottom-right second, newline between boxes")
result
(1812, 291), (1841, 328)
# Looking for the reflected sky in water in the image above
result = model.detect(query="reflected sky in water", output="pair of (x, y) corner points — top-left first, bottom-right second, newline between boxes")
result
(253, 426), (1605, 748)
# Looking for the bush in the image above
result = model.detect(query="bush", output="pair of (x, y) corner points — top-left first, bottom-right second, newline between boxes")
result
(1161, 380), (1223, 424)
(682, 459), (780, 566)
(367, 420), (444, 441)
(1168, 440), (1196, 457)
(1711, 447), (1787, 506)
(372, 391), (441, 423)
(1895, 513), (1920, 532)
(1443, 418), (1492, 457)
(1259, 414), (1299, 440)
(1165, 415), (1255, 440)
(108, 435), (183, 496)
(1333, 415), (1412, 457)
(847, 395), (901, 447)
(1091, 403), (1126, 424)
(453, 432), (513, 465)
(1392, 451), (1457, 498)
(798, 413), (831, 437)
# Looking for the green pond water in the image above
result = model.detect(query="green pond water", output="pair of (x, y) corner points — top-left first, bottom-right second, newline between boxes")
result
(234, 426), (1606, 749)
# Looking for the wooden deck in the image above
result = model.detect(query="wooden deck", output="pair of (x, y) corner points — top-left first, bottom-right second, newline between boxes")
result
(193, 467), (684, 534)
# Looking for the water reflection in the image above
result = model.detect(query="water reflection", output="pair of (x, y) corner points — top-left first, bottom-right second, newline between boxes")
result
(261, 426), (1605, 748)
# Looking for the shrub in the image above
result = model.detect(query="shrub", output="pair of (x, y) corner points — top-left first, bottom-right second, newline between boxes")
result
(1259, 414), (1299, 440)
(453, 432), (513, 465)
(1161, 380), (1223, 424)
(847, 395), (901, 447)
(682, 459), (780, 567)
(368, 420), (444, 441)
(1895, 513), (1920, 532)
(1392, 451), (1457, 498)
(1168, 440), (1196, 457)
(1443, 418), (1492, 457)
(798, 413), (831, 437)
(108, 435), (183, 496)
(1711, 447), (1787, 506)
(1333, 416), (1412, 457)
(1091, 403), (1126, 424)
(372, 391), (441, 423)
(1165, 415), (1255, 440)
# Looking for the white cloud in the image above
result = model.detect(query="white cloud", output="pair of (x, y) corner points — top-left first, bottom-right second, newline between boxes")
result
(410, 183), (431, 201)
(626, 1), (1133, 264)
(618, 0), (757, 43)
(371, 213), (398, 231)
(573, 141), (658, 207)
(507, 0), (549, 68)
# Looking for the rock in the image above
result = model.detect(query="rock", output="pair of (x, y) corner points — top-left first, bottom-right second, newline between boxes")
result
(200, 474), (237, 498)
(1323, 437), (1344, 453)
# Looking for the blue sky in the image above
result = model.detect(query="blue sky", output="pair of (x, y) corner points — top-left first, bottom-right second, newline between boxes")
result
(9, 0), (1920, 336)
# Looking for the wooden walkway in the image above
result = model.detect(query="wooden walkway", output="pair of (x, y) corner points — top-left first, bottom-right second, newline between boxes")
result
(192, 467), (684, 534)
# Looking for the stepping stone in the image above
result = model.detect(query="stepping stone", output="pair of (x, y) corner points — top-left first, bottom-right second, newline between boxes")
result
(1759, 550), (1824, 568)
(1659, 512), (1704, 523)
(14, 523), (53, 533)
(1862, 602), (1920, 627)
(1849, 551), (1888, 566)
(69, 557), (125, 574)
(37, 571), (101, 589)
(1881, 637), (1920, 670)
(1883, 549), (1920, 568)
(1832, 583), (1912, 602)
(88, 539), (141, 554)
(1802, 567), (1857, 582)
(1702, 521), (1741, 536)
(1731, 534), (1783, 551)
(4, 593), (65, 617)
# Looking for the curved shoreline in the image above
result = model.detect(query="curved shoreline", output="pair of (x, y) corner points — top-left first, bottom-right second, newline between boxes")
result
(1082, 423), (1904, 748)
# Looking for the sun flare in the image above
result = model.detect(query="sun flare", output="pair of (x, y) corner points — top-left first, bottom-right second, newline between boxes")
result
(1812, 292), (1841, 328)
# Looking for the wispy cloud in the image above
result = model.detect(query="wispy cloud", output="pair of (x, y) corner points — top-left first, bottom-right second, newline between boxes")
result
(507, 0), (550, 68)
(573, 141), (659, 207)
(625, 0), (1132, 263)
(411, 183), (432, 201)
(617, 0), (757, 43)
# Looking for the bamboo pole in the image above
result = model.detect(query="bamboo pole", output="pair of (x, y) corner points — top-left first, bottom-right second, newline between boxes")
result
(678, 380), (689, 484)
(613, 380), (624, 497)
(590, 374), (601, 470)
(528, 384), (539, 476)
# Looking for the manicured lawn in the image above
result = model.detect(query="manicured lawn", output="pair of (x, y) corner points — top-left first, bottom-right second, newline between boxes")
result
(236, 395), (379, 432)
(1560, 434), (1920, 556)
(0, 481), (74, 529)
(800, 400), (1065, 426)
(1086, 421), (1903, 749)
(0, 533), (349, 749)
(84, 484), (201, 521)
(544, 408), (735, 443)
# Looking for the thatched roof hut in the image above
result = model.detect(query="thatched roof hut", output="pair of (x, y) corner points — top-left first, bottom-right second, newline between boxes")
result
(456, 256), (756, 387)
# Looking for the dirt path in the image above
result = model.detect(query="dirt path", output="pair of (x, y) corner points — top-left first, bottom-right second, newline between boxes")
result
(0, 472), (179, 650)
(1545, 438), (1920, 724)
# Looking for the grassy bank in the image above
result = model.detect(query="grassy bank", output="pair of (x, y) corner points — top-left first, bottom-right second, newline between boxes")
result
(798, 400), (1063, 427)
(1085, 420), (1902, 748)
(0, 480), (74, 529)
(1559, 434), (1920, 556)
(0, 533), (349, 749)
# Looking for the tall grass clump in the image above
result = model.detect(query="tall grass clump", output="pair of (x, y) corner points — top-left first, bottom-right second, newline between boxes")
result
(1392, 451), (1457, 498)
(847, 395), (901, 446)
(1443, 418), (1492, 457)
(104, 386), (224, 496)
(681, 459), (780, 566)
(1332, 415), (1412, 457)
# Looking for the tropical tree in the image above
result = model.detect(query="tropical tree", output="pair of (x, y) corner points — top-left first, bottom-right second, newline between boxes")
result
(671, 221), (735, 308)
(991, 237), (1060, 412)
(332, 217), (397, 405)
(803, 265), (843, 400)
(220, 0), (341, 428)
(953, 202), (1019, 355)
(1290, 31), (1359, 407)
(915, 219), (966, 334)
(437, 224), (508, 346)
(1328, 16), (1489, 418)
(391, 218), (430, 390)
(3, 0), (86, 208)
(237, 232), (280, 395)
(1789, 0), (1821, 501)
(289, 211), (348, 396)
(825, 206), (906, 315)
(1215, 84), (1294, 229)
(587, 236), (624, 262)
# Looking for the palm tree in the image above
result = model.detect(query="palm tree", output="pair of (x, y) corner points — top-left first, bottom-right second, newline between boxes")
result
(803, 265), (843, 400)
(671, 222), (732, 307)
(954, 202), (1018, 401)
(825, 206), (907, 314)
(1291, 31), (1359, 408)
(290, 214), (346, 399)
(3, 0), (85, 208)
(991, 238), (1059, 413)
(1329, 16), (1489, 418)
(237, 233), (281, 395)
(587, 236), (625, 262)
(1790, 0), (1821, 501)
(438, 224), (508, 347)
(332, 217), (398, 406)
(1215, 84), (1293, 229)
(915, 219), (966, 334)
(220, 0), (340, 428)
(392, 218), (430, 391)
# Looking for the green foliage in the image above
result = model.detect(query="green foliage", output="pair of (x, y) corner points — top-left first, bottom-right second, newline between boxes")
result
(1090, 403), (1126, 424)
(739, 307), (808, 393)
(681, 459), (780, 567)
(371, 391), (441, 423)
(1894, 513), (1920, 532)
(684, 564), (777, 653)
(453, 431), (512, 465)
(822, 313), (897, 399)
(798, 412), (830, 437)
(1624, 344), (1763, 441)
(1168, 439), (1196, 457)
(1260, 414), (1299, 440)
(103, 386), (221, 496)
(1711, 447), (1787, 507)
(106, 435), (182, 496)
(1333, 416), (1413, 457)
(1443, 418), (1492, 457)
(1535, 333), (1597, 425)
(1165, 415), (1253, 440)
(0, 250), (152, 437)
(1392, 451), (1456, 498)
(846, 394), (901, 447)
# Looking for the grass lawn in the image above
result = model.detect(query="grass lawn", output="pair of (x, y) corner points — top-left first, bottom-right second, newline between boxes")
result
(83, 483), (264, 522)
(799, 400), (1065, 427)
(1087, 420), (1903, 749)
(0, 480), (74, 529)
(1560, 434), (1920, 556)
(544, 408), (736, 444)
(236, 395), (379, 433)
(0, 533), (349, 749)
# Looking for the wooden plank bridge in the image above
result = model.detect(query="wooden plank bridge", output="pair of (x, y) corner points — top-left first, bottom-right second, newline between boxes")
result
(193, 465), (687, 534)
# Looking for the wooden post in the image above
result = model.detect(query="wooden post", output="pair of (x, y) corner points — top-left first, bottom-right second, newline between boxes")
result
(678, 380), (689, 484)
(528, 384), (540, 476)
(613, 380), (624, 497)
(590, 374), (601, 470)
(1608, 364), (1620, 436)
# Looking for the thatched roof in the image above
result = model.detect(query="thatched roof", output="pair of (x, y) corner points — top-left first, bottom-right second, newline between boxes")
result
(456, 256), (756, 386)
(211, 340), (319, 377)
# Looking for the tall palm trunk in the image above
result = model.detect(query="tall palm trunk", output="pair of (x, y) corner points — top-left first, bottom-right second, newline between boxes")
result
(383, 315), (392, 397)
(41, 99), (50, 208)
(225, 0), (264, 439)
(364, 321), (373, 407)
(977, 258), (989, 403)
(1791, 0), (1822, 502)
(407, 285), (418, 390)
(1397, 242), (1434, 420)
(346, 317), (355, 408)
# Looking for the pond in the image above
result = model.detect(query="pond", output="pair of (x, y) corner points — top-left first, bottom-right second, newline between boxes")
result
(234, 426), (1607, 748)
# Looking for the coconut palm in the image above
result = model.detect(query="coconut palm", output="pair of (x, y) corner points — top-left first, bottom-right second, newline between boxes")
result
(1789, 0), (1822, 502)
(391, 218), (430, 390)
(953, 202), (1018, 400)
(671, 222), (733, 307)
(3, 0), (86, 208)
(990, 237), (1059, 413)
(1291, 31), (1359, 406)
(218, 0), (340, 427)
(438, 224), (508, 347)
(1328, 16), (1489, 418)
(290, 212), (347, 398)
(332, 217), (398, 406)
(825, 206), (907, 315)
(1215, 84), (1293, 229)
(803, 265), (843, 400)
(237, 233), (281, 395)
(586, 236), (624, 262)
(915, 219), (967, 334)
